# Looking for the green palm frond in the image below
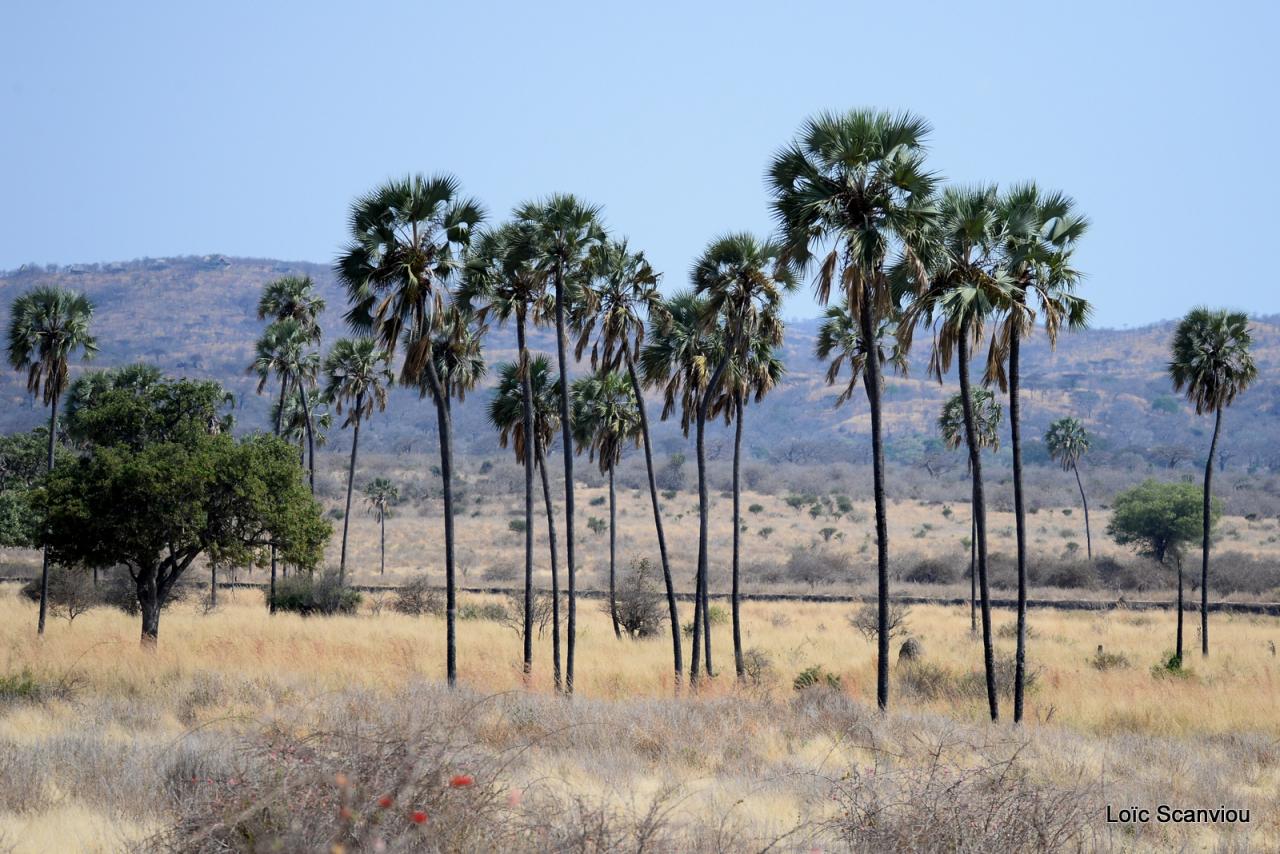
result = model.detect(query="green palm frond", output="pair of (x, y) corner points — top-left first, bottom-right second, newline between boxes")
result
(1169, 308), (1257, 415)
(7, 285), (98, 405)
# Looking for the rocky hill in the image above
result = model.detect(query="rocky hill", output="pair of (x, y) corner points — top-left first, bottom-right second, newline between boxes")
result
(2, 256), (1277, 473)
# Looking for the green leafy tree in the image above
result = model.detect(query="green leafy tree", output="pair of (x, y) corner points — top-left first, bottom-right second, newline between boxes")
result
(1169, 308), (1256, 657)
(574, 239), (684, 687)
(1045, 417), (1093, 558)
(0, 428), (73, 551)
(515, 194), (607, 695)
(488, 355), (565, 688)
(571, 370), (641, 640)
(7, 285), (97, 635)
(1108, 480), (1221, 662)
(363, 478), (399, 576)
(769, 109), (938, 711)
(322, 338), (393, 585)
(34, 374), (328, 643)
(337, 173), (484, 688)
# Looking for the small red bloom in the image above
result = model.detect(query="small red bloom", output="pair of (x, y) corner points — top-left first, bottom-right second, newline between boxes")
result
(411, 810), (428, 825)
(339, 806), (353, 820)
(448, 774), (474, 788)
(378, 795), (394, 809)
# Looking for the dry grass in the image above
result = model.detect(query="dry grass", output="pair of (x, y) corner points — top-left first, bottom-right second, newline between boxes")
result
(1, 585), (1279, 850)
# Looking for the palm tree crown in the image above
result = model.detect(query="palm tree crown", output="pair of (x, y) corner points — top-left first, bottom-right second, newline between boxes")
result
(938, 389), (1002, 453)
(487, 356), (561, 462)
(640, 291), (724, 434)
(574, 239), (663, 372)
(570, 371), (641, 473)
(257, 276), (326, 342)
(1045, 417), (1090, 471)
(322, 338), (393, 426)
(7, 286), (98, 405)
(364, 477), (399, 520)
(1168, 308), (1257, 414)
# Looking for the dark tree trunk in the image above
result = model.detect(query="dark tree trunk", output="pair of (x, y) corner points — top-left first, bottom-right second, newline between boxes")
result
(552, 260), (579, 695)
(693, 351), (733, 684)
(1073, 463), (1092, 560)
(732, 394), (745, 680)
(1176, 555), (1184, 662)
(269, 550), (277, 614)
(36, 395), (59, 636)
(958, 323), (999, 722)
(139, 575), (161, 646)
(625, 358), (682, 689)
(969, 513), (977, 635)
(538, 448), (562, 692)
(1201, 406), (1222, 656)
(338, 394), (363, 584)
(857, 290), (891, 712)
(379, 511), (386, 575)
(210, 562), (217, 607)
(298, 380), (317, 495)
(270, 374), (288, 610)
(1010, 318), (1028, 724)
(517, 315), (536, 677)
(608, 466), (621, 640)
(423, 361), (459, 689)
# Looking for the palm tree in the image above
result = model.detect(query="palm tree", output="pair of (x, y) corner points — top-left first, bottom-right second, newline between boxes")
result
(939, 388), (1002, 635)
(462, 222), (551, 677)
(7, 286), (97, 635)
(641, 291), (724, 681)
(1044, 417), (1093, 559)
(275, 384), (333, 474)
(364, 478), (399, 576)
(1169, 308), (1257, 657)
(574, 238), (684, 687)
(257, 277), (325, 490)
(899, 184), (1013, 722)
(489, 355), (565, 688)
(715, 335), (784, 680)
(685, 233), (794, 683)
(337, 173), (484, 688)
(515, 195), (607, 695)
(570, 370), (641, 639)
(985, 184), (1089, 722)
(769, 108), (938, 711)
(322, 337), (393, 584)
(251, 319), (321, 493)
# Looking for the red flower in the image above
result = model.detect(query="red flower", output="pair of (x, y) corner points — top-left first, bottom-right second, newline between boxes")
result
(339, 806), (353, 820)
(378, 795), (394, 809)
(411, 810), (428, 825)
(448, 774), (474, 788)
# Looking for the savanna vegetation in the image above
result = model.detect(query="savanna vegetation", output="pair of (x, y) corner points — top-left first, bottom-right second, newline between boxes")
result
(0, 107), (1273, 852)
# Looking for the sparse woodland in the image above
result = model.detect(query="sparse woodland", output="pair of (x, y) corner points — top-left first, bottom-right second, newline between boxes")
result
(0, 108), (1276, 852)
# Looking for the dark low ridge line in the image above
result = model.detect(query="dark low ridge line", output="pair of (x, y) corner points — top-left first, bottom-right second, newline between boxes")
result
(4, 576), (1277, 615)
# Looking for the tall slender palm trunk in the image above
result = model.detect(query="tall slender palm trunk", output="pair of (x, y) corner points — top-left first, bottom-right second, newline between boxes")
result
(338, 395), (363, 584)
(552, 261), (579, 694)
(1201, 406), (1223, 656)
(1073, 463), (1092, 560)
(36, 396), (59, 635)
(608, 466), (621, 639)
(692, 352), (733, 684)
(379, 509), (386, 575)
(969, 514), (977, 634)
(269, 374), (289, 613)
(857, 292), (891, 711)
(517, 316), (536, 677)
(1009, 320), (1029, 723)
(537, 448), (562, 692)
(731, 394), (746, 680)
(958, 326), (998, 722)
(298, 381), (317, 495)
(625, 358), (682, 689)
(423, 362), (459, 689)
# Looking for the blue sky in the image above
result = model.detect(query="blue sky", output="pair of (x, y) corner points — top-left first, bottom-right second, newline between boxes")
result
(2, 0), (1276, 327)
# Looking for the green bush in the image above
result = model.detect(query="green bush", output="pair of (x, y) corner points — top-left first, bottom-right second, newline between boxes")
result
(1089, 647), (1130, 671)
(793, 664), (841, 691)
(0, 669), (42, 702)
(508, 518), (527, 533)
(748, 504), (764, 514)
(459, 601), (508, 621)
(1151, 653), (1193, 680)
(589, 496), (606, 507)
(269, 572), (361, 616)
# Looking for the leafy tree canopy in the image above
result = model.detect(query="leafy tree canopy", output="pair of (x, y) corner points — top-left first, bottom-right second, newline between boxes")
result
(33, 371), (328, 640)
(1107, 479), (1220, 565)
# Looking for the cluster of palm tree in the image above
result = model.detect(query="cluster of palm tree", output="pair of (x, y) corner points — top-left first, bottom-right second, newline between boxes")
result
(4, 106), (1259, 728)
